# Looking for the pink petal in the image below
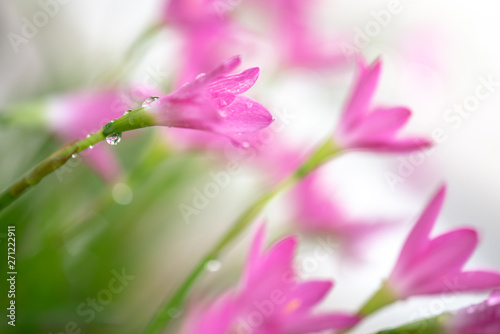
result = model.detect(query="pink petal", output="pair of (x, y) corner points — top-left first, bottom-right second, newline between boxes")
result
(341, 59), (382, 131)
(244, 224), (266, 283)
(398, 228), (478, 296)
(411, 270), (500, 296)
(391, 185), (447, 281)
(216, 96), (273, 133)
(208, 67), (260, 96)
(286, 281), (333, 313)
(350, 106), (411, 140)
(353, 137), (432, 153)
(284, 313), (362, 333)
(173, 56), (242, 99)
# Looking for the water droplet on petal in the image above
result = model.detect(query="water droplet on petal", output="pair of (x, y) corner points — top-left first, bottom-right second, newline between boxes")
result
(106, 133), (122, 146)
(89, 145), (94, 149)
(241, 142), (250, 148)
(71, 154), (77, 158)
(196, 73), (206, 80)
(205, 260), (221, 272)
(142, 96), (159, 107)
(86, 134), (91, 138)
(219, 110), (227, 118)
(167, 308), (182, 319)
(246, 102), (253, 108)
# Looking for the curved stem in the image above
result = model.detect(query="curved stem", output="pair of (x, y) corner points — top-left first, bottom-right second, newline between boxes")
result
(142, 142), (344, 334)
(0, 131), (105, 213)
(0, 103), (155, 214)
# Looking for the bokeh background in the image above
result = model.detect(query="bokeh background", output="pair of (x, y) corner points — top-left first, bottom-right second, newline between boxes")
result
(1, 0), (499, 333)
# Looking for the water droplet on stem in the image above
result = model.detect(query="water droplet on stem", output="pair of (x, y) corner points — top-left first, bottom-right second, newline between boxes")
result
(106, 133), (122, 146)
(142, 96), (159, 107)
(205, 259), (221, 272)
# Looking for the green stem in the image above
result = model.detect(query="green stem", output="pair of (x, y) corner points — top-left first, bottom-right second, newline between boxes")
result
(0, 131), (105, 213)
(142, 141), (344, 334)
(0, 105), (155, 214)
(358, 281), (398, 316)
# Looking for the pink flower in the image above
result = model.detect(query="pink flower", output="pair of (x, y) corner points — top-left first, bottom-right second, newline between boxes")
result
(334, 58), (432, 152)
(258, 0), (348, 69)
(147, 56), (273, 147)
(184, 225), (361, 333)
(387, 185), (500, 299)
(446, 289), (500, 334)
(291, 171), (393, 260)
(163, 0), (250, 86)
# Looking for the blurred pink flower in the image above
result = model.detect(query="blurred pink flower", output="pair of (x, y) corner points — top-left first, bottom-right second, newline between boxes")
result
(163, 0), (250, 86)
(334, 58), (432, 152)
(446, 289), (500, 334)
(291, 171), (393, 260)
(388, 185), (500, 299)
(48, 87), (153, 182)
(184, 225), (360, 333)
(148, 56), (273, 147)
(259, 0), (348, 69)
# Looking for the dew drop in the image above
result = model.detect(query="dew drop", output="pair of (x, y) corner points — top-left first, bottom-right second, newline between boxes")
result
(142, 96), (159, 107)
(219, 110), (227, 118)
(167, 307), (182, 319)
(196, 73), (206, 80)
(241, 142), (250, 148)
(246, 102), (253, 108)
(89, 145), (94, 149)
(106, 133), (122, 146)
(205, 259), (221, 272)
(124, 109), (133, 115)
(71, 154), (77, 158)
(86, 134), (91, 138)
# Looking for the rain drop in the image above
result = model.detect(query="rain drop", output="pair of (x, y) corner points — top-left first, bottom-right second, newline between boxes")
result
(205, 260), (221, 272)
(106, 133), (122, 146)
(142, 96), (159, 107)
